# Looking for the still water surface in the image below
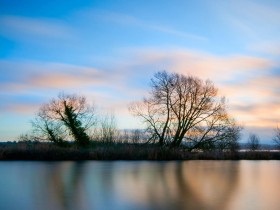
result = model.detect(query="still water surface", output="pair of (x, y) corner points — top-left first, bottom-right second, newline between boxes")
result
(0, 161), (279, 210)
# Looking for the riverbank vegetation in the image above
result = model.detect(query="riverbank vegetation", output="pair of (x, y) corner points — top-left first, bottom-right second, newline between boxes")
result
(0, 142), (280, 160)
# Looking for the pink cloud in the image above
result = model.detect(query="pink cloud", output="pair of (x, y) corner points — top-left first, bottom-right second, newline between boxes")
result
(28, 71), (104, 89)
(0, 61), (126, 92)
(5, 103), (41, 115)
(230, 104), (279, 127)
(128, 48), (274, 81)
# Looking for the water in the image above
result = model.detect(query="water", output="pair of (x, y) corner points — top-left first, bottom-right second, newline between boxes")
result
(0, 161), (279, 210)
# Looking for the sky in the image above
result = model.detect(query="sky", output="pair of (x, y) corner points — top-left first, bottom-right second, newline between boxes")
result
(0, 0), (280, 143)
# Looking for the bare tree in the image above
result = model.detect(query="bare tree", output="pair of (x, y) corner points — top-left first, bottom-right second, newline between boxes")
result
(32, 93), (96, 146)
(215, 121), (242, 152)
(247, 133), (260, 151)
(31, 115), (66, 145)
(18, 132), (39, 143)
(99, 114), (119, 143)
(131, 129), (141, 143)
(273, 126), (280, 149)
(130, 71), (241, 150)
(121, 130), (130, 143)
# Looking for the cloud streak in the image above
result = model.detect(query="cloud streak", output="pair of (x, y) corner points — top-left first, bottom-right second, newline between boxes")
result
(0, 61), (124, 92)
(88, 10), (208, 41)
(214, 0), (280, 42)
(124, 48), (275, 81)
(0, 15), (74, 42)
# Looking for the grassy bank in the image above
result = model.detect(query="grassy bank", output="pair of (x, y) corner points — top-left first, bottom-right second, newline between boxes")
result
(0, 142), (280, 160)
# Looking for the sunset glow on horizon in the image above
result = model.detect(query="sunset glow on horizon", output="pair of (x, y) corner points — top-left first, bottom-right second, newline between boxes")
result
(0, 0), (280, 143)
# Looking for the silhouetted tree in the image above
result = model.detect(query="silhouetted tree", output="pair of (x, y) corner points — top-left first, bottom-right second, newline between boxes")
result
(32, 93), (95, 146)
(247, 133), (260, 151)
(215, 122), (242, 152)
(99, 114), (118, 143)
(131, 129), (141, 143)
(130, 71), (241, 150)
(273, 126), (280, 149)
(18, 132), (40, 143)
(120, 130), (130, 143)
(31, 115), (66, 146)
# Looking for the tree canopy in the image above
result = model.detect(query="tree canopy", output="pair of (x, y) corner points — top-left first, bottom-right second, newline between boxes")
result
(32, 93), (95, 146)
(130, 71), (242, 150)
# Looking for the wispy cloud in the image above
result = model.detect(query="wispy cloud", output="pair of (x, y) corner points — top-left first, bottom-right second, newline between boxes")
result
(124, 48), (275, 82)
(0, 61), (124, 92)
(230, 101), (280, 127)
(249, 41), (280, 56)
(215, 0), (280, 40)
(0, 15), (74, 41)
(87, 10), (207, 41)
(230, 74), (280, 127)
(4, 103), (41, 115)
(242, 0), (280, 23)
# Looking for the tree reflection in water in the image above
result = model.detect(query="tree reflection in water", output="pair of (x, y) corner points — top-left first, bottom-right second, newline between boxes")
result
(33, 161), (240, 210)
(0, 161), (280, 210)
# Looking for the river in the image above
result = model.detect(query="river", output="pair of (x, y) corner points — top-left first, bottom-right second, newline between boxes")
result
(0, 161), (279, 210)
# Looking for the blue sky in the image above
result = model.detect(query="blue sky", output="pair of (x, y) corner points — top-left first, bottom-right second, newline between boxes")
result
(0, 0), (280, 143)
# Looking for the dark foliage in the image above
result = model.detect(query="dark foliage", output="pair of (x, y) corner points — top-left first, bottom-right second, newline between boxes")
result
(29, 93), (95, 147)
(247, 134), (260, 151)
(0, 142), (279, 160)
(273, 127), (280, 149)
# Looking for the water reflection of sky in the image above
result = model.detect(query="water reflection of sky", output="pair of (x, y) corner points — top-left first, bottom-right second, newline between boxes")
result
(0, 161), (279, 210)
